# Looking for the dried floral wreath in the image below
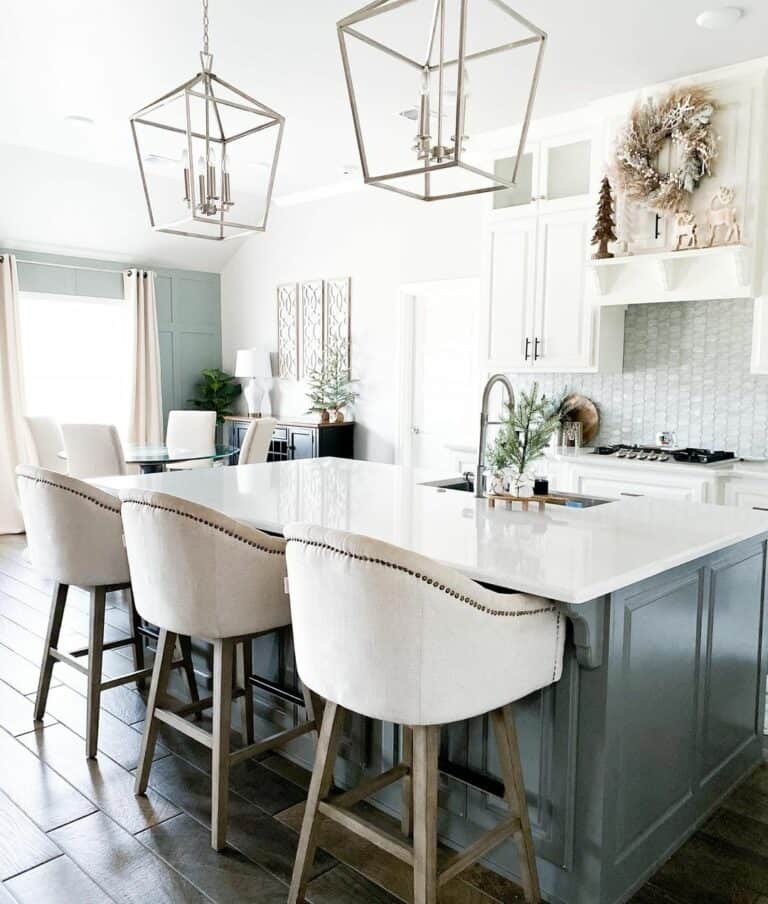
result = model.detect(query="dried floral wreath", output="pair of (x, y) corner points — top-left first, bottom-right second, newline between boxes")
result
(614, 87), (718, 213)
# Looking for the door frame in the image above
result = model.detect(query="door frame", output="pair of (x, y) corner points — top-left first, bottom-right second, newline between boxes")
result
(395, 277), (481, 468)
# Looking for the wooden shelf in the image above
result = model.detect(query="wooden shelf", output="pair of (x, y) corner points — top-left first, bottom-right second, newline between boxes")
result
(588, 244), (752, 301)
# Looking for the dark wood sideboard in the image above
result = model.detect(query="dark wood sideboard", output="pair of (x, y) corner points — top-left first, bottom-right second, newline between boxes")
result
(225, 415), (355, 463)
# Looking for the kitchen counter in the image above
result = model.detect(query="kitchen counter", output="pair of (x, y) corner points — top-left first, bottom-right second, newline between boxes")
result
(546, 446), (768, 479)
(97, 456), (768, 604)
(97, 458), (768, 904)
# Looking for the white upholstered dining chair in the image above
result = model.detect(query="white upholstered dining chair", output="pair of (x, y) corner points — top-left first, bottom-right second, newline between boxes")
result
(15, 465), (199, 758)
(165, 410), (216, 470)
(60, 423), (127, 478)
(284, 523), (565, 904)
(237, 417), (277, 465)
(120, 488), (320, 851)
(24, 416), (66, 473)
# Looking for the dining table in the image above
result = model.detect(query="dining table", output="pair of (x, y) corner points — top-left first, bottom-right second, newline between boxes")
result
(59, 443), (238, 474)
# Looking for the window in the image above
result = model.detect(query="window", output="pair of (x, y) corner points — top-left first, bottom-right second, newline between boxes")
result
(19, 292), (131, 438)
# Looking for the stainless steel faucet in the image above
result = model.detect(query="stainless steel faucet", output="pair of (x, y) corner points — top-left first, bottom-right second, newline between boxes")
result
(475, 374), (515, 498)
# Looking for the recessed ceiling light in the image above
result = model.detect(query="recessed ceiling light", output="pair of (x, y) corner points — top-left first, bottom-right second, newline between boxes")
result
(696, 7), (743, 29)
(63, 114), (95, 127)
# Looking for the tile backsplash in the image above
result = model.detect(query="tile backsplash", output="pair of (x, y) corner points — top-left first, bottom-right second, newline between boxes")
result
(510, 298), (768, 458)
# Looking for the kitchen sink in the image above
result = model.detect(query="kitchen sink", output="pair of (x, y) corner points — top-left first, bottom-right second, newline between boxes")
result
(421, 478), (613, 508)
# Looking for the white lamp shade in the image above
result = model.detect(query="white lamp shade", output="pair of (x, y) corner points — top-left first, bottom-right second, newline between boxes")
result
(235, 348), (272, 379)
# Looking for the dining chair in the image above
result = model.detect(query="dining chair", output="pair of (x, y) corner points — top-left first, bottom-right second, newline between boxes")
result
(284, 522), (565, 904)
(120, 488), (320, 851)
(24, 416), (66, 473)
(238, 417), (277, 465)
(15, 465), (199, 758)
(60, 423), (127, 478)
(166, 410), (217, 470)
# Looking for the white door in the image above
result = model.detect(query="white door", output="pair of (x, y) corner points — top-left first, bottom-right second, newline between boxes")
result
(404, 281), (479, 472)
(485, 215), (537, 371)
(533, 206), (593, 371)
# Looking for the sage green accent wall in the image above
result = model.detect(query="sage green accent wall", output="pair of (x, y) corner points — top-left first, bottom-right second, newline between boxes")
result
(7, 249), (221, 427)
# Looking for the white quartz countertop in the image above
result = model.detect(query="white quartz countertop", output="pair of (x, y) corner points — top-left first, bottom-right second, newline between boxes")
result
(96, 458), (768, 605)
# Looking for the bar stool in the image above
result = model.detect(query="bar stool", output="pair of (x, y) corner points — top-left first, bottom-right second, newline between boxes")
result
(284, 523), (566, 904)
(119, 488), (320, 851)
(15, 465), (199, 758)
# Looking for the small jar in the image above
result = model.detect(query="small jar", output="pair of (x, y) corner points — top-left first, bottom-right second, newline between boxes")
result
(533, 476), (549, 496)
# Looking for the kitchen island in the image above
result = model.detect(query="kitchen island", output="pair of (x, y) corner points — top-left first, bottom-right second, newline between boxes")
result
(98, 458), (768, 904)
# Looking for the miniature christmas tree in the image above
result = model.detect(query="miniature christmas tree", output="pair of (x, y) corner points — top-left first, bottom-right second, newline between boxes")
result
(591, 176), (617, 260)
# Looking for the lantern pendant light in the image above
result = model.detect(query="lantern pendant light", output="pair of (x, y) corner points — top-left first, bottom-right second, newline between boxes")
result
(130, 0), (285, 240)
(337, 0), (546, 201)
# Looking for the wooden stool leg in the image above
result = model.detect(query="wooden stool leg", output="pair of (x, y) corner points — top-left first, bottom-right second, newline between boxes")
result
(401, 725), (414, 838)
(127, 587), (146, 691)
(211, 638), (234, 851)
(235, 640), (254, 746)
(86, 587), (107, 759)
(412, 725), (440, 904)
(491, 705), (541, 904)
(34, 582), (68, 722)
(301, 684), (325, 734)
(135, 630), (177, 795)
(178, 635), (200, 708)
(288, 701), (345, 904)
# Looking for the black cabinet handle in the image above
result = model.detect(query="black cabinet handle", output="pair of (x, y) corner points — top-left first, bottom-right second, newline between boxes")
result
(753, 506), (768, 511)
(524, 337), (531, 361)
(620, 492), (643, 497)
(534, 337), (541, 360)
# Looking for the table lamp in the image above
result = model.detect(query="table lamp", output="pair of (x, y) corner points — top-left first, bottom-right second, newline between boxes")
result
(235, 348), (272, 417)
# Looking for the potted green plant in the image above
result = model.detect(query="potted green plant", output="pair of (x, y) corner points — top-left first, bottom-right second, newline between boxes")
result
(486, 382), (562, 495)
(188, 367), (243, 441)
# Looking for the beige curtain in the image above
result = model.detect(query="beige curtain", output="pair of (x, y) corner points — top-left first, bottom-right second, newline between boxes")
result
(0, 255), (27, 533)
(125, 269), (163, 446)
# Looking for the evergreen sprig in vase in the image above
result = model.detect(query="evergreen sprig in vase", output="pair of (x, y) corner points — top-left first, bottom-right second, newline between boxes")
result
(486, 382), (562, 495)
(305, 343), (358, 423)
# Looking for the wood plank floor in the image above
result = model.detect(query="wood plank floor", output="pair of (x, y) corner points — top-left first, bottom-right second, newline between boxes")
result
(0, 533), (766, 904)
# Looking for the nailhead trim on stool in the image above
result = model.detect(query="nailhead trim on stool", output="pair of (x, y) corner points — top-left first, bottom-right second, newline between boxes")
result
(122, 500), (286, 556)
(290, 537), (558, 618)
(17, 473), (121, 513)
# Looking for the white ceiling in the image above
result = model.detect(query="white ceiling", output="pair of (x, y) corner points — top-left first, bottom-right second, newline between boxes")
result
(1, 0), (766, 271)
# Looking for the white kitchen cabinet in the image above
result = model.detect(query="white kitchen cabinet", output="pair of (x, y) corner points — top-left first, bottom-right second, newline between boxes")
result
(483, 204), (624, 373)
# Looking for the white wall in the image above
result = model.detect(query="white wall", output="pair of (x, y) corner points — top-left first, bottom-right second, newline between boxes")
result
(221, 188), (484, 462)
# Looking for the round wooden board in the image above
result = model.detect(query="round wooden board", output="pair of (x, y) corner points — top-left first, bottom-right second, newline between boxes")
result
(560, 394), (600, 445)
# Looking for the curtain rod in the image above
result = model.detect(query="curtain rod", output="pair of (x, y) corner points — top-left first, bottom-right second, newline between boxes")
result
(13, 258), (140, 275)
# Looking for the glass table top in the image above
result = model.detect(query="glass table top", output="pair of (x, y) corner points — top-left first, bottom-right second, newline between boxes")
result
(124, 444), (237, 465)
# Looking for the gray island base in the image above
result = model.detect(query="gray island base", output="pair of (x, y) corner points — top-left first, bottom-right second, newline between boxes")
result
(248, 535), (767, 904)
(96, 459), (768, 903)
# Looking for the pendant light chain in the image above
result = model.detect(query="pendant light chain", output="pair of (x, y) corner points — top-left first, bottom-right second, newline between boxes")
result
(202, 0), (210, 55)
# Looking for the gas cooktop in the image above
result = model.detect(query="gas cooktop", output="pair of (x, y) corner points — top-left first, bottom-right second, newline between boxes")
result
(593, 445), (737, 465)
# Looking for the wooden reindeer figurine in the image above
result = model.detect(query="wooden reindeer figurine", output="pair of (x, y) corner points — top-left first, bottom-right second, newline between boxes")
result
(673, 210), (698, 251)
(706, 186), (741, 247)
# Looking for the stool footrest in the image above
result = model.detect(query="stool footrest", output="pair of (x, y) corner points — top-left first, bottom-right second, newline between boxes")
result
(438, 817), (521, 887)
(155, 707), (214, 749)
(328, 764), (409, 811)
(229, 719), (315, 766)
(68, 636), (138, 658)
(318, 801), (415, 865)
(100, 667), (155, 690)
(49, 649), (88, 675)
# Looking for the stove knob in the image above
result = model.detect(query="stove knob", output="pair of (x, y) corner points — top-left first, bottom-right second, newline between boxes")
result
(617, 452), (626, 458)
(638, 453), (648, 460)
(659, 454), (670, 462)
(648, 454), (658, 461)
(628, 452), (637, 459)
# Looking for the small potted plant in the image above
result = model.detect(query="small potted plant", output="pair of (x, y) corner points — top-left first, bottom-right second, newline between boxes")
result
(486, 382), (562, 495)
(188, 367), (242, 442)
(305, 344), (358, 423)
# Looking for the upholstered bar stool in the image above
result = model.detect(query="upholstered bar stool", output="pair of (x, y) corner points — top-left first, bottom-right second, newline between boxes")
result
(15, 465), (198, 758)
(119, 488), (320, 851)
(285, 523), (566, 904)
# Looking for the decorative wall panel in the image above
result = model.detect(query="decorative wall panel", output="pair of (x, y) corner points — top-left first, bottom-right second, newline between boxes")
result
(277, 283), (299, 379)
(325, 277), (351, 371)
(300, 279), (325, 378)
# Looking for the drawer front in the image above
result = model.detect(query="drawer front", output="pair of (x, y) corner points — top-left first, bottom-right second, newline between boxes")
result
(723, 481), (768, 511)
(575, 474), (704, 502)
(271, 426), (288, 442)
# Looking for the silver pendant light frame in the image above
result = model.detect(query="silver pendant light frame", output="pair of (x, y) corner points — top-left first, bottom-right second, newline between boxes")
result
(130, 0), (285, 241)
(337, 0), (547, 201)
